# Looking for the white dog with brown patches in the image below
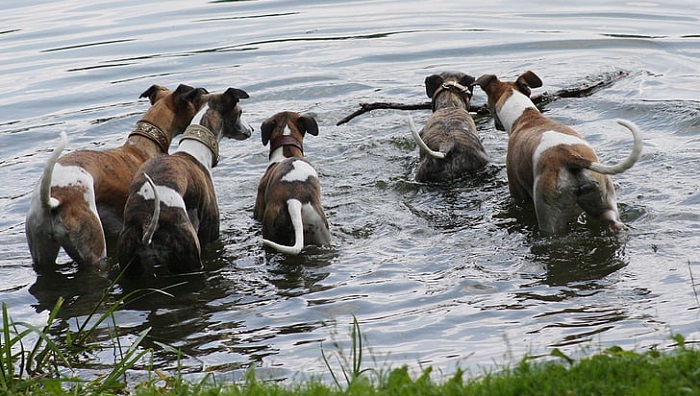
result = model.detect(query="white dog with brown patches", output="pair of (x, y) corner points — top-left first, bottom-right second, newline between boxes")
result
(254, 111), (330, 255)
(475, 71), (643, 234)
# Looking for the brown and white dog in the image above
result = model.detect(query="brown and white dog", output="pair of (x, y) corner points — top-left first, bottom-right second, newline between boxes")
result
(475, 71), (643, 234)
(117, 88), (252, 277)
(408, 72), (489, 182)
(25, 84), (208, 271)
(254, 111), (330, 255)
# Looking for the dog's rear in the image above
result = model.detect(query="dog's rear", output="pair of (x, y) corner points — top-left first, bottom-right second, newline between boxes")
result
(259, 157), (329, 254)
(24, 131), (87, 267)
(118, 170), (202, 278)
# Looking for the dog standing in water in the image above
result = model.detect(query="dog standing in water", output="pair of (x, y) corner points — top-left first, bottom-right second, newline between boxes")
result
(25, 84), (207, 270)
(409, 72), (489, 182)
(254, 112), (330, 255)
(117, 88), (252, 277)
(475, 71), (642, 233)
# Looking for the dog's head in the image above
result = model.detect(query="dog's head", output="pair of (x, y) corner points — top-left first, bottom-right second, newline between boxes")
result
(475, 71), (542, 131)
(261, 112), (319, 159)
(425, 72), (476, 111)
(139, 84), (209, 137)
(200, 87), (253, 140)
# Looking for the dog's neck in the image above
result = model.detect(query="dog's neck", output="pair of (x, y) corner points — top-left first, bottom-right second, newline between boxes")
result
(177, 125), (219, 169)
(269, 135), (304, 163)
(497, 89), (539, 134)
(432, 82), (471, 111)
(128, 120), (171, 153)
(175, 105), (221, 169)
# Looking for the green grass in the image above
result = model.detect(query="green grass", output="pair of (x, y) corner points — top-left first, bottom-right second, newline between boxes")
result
(3, 289), (700, 395)
(0, 269), (184, 395)
(129, 340), (700, 396)
(127, 339), (700, 396)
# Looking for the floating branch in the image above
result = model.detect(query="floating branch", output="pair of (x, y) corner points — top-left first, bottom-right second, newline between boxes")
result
(336, 70), (629, 126)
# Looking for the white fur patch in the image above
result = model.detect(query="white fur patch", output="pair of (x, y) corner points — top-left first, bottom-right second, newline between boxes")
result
(51, 164), (95, 206)
(532, 130), (590, 167)
(269, 149), (286, 164)
(175, 139), (213, 171)
(191, 104), (209, 125)
(498, 90), (538, 132)
(282, 160), (317, 182)
(137, 181), (186, 210)
(283, 125), (292, 136)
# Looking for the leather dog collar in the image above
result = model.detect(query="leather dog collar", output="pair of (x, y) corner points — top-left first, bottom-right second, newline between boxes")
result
(129, 120), (170, 153)
(269, 135), (304, 159)
(431, 81), (472, 111)
(180, 124), (220, 167)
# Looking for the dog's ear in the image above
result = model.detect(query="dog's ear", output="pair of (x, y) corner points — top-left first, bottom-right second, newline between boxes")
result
(474, 74), (497, 91)
(139, 85), (170, 104)
(224, 87), (250, 101)
(516, 71), (542, 96)
(459, 74), (476, 92)
(174, 84), (198, 98)
(425, 74), (445, 98)
(182, 86), (208, 103)
(519, 71), (543, 88)
(260, 119), (275, 146)
(298, 115), (319, 136)
(178, 87), (208, 111)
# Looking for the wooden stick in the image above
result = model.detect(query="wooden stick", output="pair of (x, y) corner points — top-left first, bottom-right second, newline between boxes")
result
(336, 70), (629, 126)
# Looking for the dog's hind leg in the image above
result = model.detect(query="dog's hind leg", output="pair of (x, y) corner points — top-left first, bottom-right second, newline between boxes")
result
(533, 173), (578, 234)
(263, 199), (305, 255)
(25, 220), (61, 270)
(60, 205), (107, 269)
(302, 202), (330, 245)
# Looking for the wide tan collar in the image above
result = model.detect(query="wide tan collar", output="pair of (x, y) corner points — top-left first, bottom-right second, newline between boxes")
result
(179, 124), (219, 167)
(128, 120), (170, 153)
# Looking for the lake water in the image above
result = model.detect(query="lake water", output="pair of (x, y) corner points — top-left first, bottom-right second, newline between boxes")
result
(1, 0), (700, 383)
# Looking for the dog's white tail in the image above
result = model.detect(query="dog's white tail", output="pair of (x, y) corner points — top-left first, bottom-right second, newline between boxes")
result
(39, 131), (68, 209)
(263, 199), (304, 255)
(141, 173), (160, 246)
(588, 119), (643, 175)
(408, 114), (446, 159)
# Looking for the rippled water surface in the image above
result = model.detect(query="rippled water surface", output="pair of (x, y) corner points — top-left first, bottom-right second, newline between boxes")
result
(2, 0), (700, 382)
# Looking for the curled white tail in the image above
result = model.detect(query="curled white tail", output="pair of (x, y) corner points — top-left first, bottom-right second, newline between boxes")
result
(588, 119), (643, 175)
(408, 114), (446, 159)
(141, 173), (160, 246)
(263, 199), (304, 255)
(39, 131), (68, 209)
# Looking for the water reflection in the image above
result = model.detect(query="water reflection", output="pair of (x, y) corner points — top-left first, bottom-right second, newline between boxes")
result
(259, 247), (335, 296)
(529, 230), (628, 286)
(28, 267), (113, 318)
